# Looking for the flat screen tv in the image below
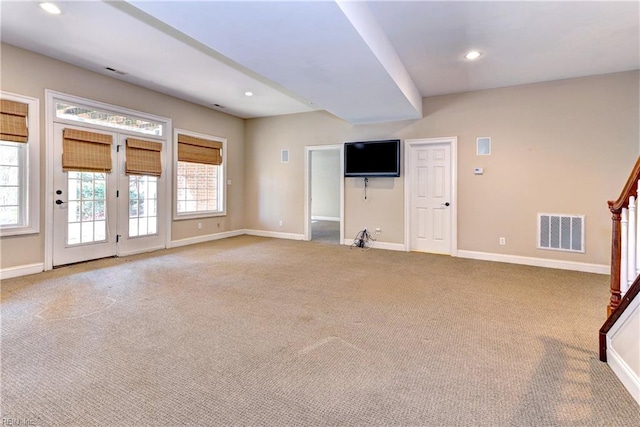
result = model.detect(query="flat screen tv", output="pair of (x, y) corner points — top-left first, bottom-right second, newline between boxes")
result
(344, 139), (400, 177)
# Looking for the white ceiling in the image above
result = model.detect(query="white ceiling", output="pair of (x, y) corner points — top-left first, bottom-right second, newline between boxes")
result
(1, 1), (638, 124)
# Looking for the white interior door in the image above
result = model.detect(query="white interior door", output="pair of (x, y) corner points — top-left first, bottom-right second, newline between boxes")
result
(409, 143), (452, 254)
(53, 123), (118, 266)
(53, 124), (165, 266)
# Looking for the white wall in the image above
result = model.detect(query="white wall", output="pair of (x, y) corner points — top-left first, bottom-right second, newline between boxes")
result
(608, 297), (640, 405)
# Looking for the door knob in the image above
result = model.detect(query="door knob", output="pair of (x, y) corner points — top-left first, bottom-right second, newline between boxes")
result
(56, 190), (62, 195)
(442, 202), (450, 207)
(55, 199), (65, 205)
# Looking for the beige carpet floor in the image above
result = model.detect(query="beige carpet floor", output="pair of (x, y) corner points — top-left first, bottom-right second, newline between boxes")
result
(1, 236), (638, 426)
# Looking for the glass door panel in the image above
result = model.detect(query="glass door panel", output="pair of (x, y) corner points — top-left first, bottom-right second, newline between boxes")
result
(66, 172), (107, 245)
(128, 175), (158, 238)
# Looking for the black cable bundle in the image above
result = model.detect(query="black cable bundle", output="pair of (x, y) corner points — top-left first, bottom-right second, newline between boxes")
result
(351, 228), (375, 250)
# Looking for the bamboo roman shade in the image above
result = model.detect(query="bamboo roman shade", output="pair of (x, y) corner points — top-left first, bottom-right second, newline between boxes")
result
(177, 134), (222, 166)
(126, 138), (162, 177)
(62, 128), (113, 172)
(0, 99), (29, 143)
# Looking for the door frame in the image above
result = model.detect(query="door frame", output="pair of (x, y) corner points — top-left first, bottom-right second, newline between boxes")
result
(44, 90), (172, 270)
(403, 137), (458, 255)
(304, 144), (344, 243)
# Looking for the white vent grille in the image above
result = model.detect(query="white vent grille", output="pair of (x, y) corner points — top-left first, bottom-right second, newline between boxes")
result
(538, 213), (585, 253)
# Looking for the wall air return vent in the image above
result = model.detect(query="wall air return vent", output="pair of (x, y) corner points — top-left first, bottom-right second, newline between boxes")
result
(538, 213), (585, 253)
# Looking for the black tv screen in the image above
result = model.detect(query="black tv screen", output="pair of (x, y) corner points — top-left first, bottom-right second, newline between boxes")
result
(344, 139), (400, 177)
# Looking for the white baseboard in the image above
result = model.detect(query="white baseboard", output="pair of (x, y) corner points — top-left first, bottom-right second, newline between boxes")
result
(244, 229), (305, 241)
(341, 239), (405, 251)
(607, 346), (640, 406)
(170, 230), (245, 248)
(371, 241), (405, 251)
(0, 263), (44, 280)
(3, 240), (606, 279)
(457, 250), (608, 274)
(311, 216), (340, 222)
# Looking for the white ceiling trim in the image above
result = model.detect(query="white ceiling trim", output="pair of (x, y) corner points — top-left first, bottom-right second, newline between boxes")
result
(336, 0), (422, 120)
(128, 0), (423, 123)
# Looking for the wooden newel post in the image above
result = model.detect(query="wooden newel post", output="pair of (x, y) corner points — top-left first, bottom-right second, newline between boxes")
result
(608, 204), (622, 316)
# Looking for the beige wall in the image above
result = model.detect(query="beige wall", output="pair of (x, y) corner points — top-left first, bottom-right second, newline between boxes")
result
(1, 41), (638, 270)
(244, 111), (407, 235)
(0, 44), (245, 269)
(245, 71), (640, 265)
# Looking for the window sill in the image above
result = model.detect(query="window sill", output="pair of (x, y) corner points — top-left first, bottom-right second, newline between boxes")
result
(173, 211), (226, 221)
(0, 225), (39, 237)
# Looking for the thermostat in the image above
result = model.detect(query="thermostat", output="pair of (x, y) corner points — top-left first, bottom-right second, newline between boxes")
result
(474, 167), (484, 175)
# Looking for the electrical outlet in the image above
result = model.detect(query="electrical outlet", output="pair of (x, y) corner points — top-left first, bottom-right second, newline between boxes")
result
(197, 222), (203, 230)
(375, 228), (381, 234)
(279, 220), (283, 227)
(499, 237), (506, 245)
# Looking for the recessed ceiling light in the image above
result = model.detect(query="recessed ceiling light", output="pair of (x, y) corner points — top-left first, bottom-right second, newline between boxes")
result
(244, 91), (254, 97)
(464, 50), (482, 60)
(39, 2), (61, 15)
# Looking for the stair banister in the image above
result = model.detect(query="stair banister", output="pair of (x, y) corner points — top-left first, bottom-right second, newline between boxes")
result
(600, 155), (640, 361)
(606, 155), (640, 314)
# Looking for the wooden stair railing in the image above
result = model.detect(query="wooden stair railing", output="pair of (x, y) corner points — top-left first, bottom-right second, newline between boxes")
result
(599, 155), (640, 362)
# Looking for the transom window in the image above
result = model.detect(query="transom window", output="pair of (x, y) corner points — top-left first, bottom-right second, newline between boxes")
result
(56, 102), (163, 136)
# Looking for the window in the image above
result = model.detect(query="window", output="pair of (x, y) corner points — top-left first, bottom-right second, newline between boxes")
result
(55, 101), (163, 136)
(0, 142), (23, 226)
(174, 129), (226, 219)
(0, 92), (39, 236)
(177, 162), (219, 213)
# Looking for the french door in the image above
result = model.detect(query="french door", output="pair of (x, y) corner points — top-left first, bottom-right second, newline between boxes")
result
(52, 123), (165, 266)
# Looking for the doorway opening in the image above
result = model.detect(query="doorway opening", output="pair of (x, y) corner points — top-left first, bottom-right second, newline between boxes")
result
(304, 144), (344, 245)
